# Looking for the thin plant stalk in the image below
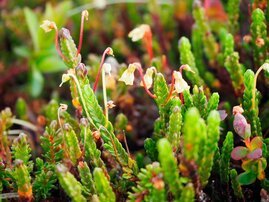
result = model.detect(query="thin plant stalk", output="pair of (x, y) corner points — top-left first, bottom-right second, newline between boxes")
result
(102, 68), (109, 121)
(11, 119), (37, 131)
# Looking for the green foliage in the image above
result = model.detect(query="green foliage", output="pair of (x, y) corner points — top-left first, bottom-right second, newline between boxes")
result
(78, 161), (96, 197)
(114, 113), (128, 133)
(18, 3), (70, 97)
(206, 93), (219, 118)
(13, 160), (32, 200)
(191, 25), (216, 87)
(129, 162), (165, 202)
(220, 132), (234, 184)
(250, 8), (268, 67)
(63, 123), (82, 165)
(200, 110), (220, 186)
(144, 138), (158, 161)
(178, 36), (204, 86)
(223, 33), (244, 93)
(0, 108), (13, 164)
(15, 98), (27, 120)
(192, 86), (207, 119)
(41, 120), (64, 163)
(182, 87), (219, 119)
(177, 183), (195, 202)
(182, 107), (206, 165)
(56, 164), (86, 202)
(153, 73), (170, 138)
(59, 27), (81, 69)
(79, 119), (106, 170)
(230, 169), (243, 198)
(227, 0), (240, 34)
(192, 0), (218, 64)
(167, 105), (182, 151)
(231, 137), (267, 185)
(157, 138), (181, 198)
(11, 133), (32, 167)
(81, 84), (113, 133)
(93, 167), (116, 202)
(33, 158), (57, 200)
(242, 70), (262, 136)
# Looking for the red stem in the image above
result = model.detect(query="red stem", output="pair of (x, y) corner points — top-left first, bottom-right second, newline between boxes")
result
(165, 71), (175, 103)
(93, 48), (110, 92)
(55, 28), (66, 61)
(179, 64), (185, 74)
(135, 64), (156, 99)
(77, 12), (86, 56)
(144, 31), (154, 61)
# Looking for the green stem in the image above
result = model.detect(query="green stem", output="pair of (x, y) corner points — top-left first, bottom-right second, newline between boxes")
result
(11, 119), (37, 131)
(252, 65), (263, 109)
(102, 68), (109, 122)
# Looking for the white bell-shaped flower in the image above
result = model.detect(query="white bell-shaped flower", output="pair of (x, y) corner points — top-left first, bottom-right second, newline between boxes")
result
(128, 24), (150, 42)
(103, 63), (112, 76)
(118, 64), (137, 85)
(140, 67), (155, 89)
(173, 71), (190, 93)
(40, 20), (56, 32)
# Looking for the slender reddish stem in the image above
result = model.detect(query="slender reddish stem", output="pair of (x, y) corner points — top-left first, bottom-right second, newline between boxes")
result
(77, 12), (87, 56)
(165, 71), (175, 103)
(55, 28), (66, 60)
(144, 31), (154, 61)
(93, 48), (110, 92)
(179, 64), (185, 74)
(180, 93), (184, 104)
(136, 65), (156, 99)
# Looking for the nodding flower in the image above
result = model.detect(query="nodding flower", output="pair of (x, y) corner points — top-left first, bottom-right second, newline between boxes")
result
(166, 64), (192, 103)
(173, 71), (190, 94)
(119, 63), (156, 98)
(40, 20), (65, 60)
(118, 63), (136, 85)
(128, 24), (153, 61)
(40, 20), (57, 32)
(140, 67), (155, 89)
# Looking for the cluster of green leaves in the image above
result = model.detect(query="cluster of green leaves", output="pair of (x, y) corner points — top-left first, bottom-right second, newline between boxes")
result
(2, 0), (269, 201)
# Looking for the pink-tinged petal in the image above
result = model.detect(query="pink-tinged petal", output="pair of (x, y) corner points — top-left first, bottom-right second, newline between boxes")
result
(250, 136), (263, 150)
(231, 146), (248, 160)
(233, 113), (249, 139)
(218, 110), (227, 121)
(247, 148), (262, 160)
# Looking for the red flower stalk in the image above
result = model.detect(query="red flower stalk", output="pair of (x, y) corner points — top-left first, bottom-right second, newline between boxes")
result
(93, 47), (114, 92)
(77, 10), (89, 56)
(143, 28), (154, 61)
(135, 63), (156, 99)
(166, 64), (192, 103)
(54, 28), (66, 61)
